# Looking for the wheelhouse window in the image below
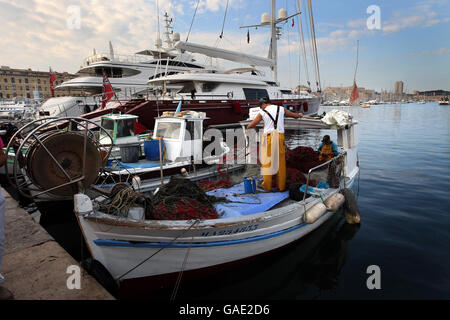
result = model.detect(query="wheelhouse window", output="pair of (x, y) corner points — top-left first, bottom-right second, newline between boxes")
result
(280, 90), (292, 94)
(242, 88), (269, 100)
(148, 60), (203, 69)
(155, 122), (181, 139)
(117, 119), (135, 138)
(101, 118), (115, 139)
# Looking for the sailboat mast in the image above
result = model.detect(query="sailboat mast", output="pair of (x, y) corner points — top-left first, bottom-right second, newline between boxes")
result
(270, 0), (277, 82)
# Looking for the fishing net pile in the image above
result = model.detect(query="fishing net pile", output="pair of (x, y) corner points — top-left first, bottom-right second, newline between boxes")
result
(150, 176), (225, 220)
(197, 164), (231, 192)
(286, 146), (324, 173)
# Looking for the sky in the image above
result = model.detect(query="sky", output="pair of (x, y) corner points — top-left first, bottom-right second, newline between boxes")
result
(1, 0), (449, 92)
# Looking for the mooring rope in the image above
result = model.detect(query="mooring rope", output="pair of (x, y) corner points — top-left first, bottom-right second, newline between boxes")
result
(170, 233), (194, 301)
(116, 219), (200, 281)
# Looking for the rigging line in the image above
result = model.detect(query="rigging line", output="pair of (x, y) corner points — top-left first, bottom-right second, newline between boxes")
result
(353, 40), (359, 83)
(297, 0), (310, 87)
(286, 23), (292, 88)
(219, 0), (230, 39)
(186, 0), (201, 42)
(307, 0), (321, 91)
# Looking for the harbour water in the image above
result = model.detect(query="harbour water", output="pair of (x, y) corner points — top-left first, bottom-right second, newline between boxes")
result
(14, 102), (450, 300)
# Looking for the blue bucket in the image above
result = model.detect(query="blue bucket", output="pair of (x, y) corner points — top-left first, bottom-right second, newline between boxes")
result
(144, 139), (164, 161)
(244, 176), (257, 194)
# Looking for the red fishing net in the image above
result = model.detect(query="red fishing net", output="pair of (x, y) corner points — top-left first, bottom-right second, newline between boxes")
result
(198, 164), (231, 192)
(149, 176), (223, 220)
(286, 146), (324, 173)
(152, 199), (218, 220)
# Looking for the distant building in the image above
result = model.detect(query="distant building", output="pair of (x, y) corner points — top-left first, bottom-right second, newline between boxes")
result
(323, 85), (377, 102)
(0, 66), (75, 100)
(394, 81), (404, 95)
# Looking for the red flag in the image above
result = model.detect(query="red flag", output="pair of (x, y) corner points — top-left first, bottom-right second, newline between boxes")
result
(350, 81), (359, 104)
(292, 19), (295, 27)
(49, 68), (56, 97)
(101, 75), (114, 109)
(247, 29), (250, 43)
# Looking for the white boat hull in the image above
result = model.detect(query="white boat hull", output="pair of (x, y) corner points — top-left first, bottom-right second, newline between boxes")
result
(75, 182), (354, 281)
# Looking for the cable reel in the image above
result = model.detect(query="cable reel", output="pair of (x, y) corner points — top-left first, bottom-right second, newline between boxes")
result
(5, 117), (113, 200)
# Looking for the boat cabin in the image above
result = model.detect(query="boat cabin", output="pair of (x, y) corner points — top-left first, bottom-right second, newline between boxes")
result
(153, 112), (207, 162)
(99, 114), (140, 145)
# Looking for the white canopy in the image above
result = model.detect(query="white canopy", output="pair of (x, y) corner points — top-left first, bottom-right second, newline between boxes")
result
(175, 41), (275, 67)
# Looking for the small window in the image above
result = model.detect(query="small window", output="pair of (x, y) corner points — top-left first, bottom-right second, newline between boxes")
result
(101, 119), (116, 138)
(242, 88), (269, 100)
(11, 77), (15, 83)
(3, 79), (7, 83)
(156, 122), (181, 139)
(25, 78), (28, 84)
(116, 119), (135, 138)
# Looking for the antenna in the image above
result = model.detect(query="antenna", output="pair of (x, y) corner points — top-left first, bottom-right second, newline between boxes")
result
(240, 0), (300, 82)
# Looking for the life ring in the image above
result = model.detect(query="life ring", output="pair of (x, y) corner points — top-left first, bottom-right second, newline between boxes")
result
(303, 101), (309, 112)
(227, 91), (234, 99)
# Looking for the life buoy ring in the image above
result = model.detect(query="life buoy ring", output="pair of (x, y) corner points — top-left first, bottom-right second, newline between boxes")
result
(303, 101), (309, 112)
(227, 92), (234, 99)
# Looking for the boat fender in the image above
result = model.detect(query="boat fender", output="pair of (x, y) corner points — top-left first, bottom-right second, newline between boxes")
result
(341, 188), (361, 224)
(74, 193), (93, 215)
(304, 202), (327, 224)
(131, 176), (141, 190)
(324, 192), (345, 212)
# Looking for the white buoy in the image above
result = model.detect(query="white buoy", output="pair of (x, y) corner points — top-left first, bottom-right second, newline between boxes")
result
(181, 168), (188, 177)
(324, 193), (345, 212)
(304, 203), (327, 224)
(131, 176), (141, 190)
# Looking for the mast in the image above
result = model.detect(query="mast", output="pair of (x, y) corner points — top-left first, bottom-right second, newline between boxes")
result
(270, 0), (277, 82)
(240, 0), (299, 83)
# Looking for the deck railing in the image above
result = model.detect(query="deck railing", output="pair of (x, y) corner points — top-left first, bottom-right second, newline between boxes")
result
(302, 152), (346, 202)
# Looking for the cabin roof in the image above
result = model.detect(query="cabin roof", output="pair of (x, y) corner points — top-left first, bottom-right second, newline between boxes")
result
(101, 114), (139, 121)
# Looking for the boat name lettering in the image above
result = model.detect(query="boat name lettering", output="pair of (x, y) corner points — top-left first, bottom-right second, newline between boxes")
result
(201, 224), (259, 237)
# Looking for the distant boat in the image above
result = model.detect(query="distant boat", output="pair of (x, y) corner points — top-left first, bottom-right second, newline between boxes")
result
(360, 102), (370, 108)
(418, 100), (426, 104)
(439, 97), (449, 105)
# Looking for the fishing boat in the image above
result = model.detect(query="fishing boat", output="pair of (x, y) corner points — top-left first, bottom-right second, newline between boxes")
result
(67, 111), (360, 285)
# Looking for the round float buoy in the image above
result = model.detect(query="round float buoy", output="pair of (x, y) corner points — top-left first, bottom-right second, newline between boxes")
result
(304, 202), (327, 224)
(324, 192), (345, 212)
(341, 188), (361, 224)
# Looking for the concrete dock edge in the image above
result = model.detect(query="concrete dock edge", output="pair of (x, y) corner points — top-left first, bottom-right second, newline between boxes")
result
(1, 187), (114, 300)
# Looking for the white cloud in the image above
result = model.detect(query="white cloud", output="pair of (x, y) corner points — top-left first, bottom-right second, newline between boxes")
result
(0, 0), (188, 73)
(410, 48), (450, 57)
(382, 3), (449, 34)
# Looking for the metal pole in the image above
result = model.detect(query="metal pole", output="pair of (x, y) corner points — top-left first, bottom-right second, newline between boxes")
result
(159, 138), (164, 186)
